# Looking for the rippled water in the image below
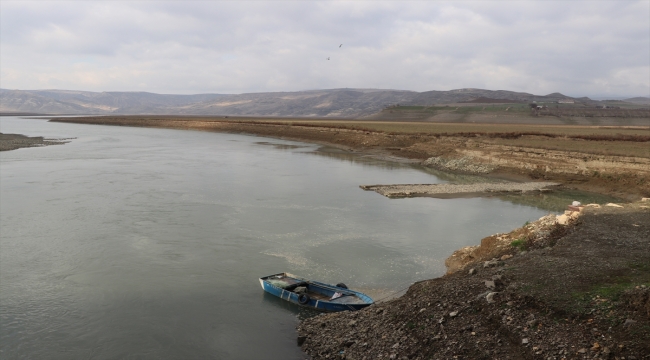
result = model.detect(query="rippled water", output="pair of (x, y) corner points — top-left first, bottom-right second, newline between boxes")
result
(1, 117), (563, 359)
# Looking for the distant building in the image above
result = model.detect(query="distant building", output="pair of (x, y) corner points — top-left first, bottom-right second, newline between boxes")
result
(558, 99), (575, 104)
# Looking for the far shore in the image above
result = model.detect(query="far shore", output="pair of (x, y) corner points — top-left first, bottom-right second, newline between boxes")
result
(0, 132), (71, 151)
(49, 115), (650, 200)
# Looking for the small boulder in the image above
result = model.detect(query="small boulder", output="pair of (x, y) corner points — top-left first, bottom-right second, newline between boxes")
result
(605, 203), (623, 208)
(483, 259), (499, 268)
(297, 336), (307, 346)
(623, 319), (637, 327)
(486, 292), (498, 303)
(556, 214), (569, 225)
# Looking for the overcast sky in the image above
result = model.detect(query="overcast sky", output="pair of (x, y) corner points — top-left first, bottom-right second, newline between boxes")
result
(1, 1), (648, 98)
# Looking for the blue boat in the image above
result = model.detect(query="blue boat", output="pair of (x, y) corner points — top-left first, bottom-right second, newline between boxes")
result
(259, 272), (374, 312)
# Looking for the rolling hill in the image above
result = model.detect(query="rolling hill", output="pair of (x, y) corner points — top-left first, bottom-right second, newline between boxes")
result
(1, 87), (638, 118)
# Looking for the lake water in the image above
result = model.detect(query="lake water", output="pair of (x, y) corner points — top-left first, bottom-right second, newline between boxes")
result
(0, 117), (578, 359)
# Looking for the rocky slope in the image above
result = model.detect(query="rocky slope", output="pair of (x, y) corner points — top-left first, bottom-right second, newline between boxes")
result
(298, 202), (650, 359)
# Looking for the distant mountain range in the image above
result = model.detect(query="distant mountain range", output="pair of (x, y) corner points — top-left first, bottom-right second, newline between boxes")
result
(1, 88), (647, 118)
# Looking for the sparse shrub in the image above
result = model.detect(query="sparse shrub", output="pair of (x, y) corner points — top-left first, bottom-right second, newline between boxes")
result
(511, 238), (527, 249)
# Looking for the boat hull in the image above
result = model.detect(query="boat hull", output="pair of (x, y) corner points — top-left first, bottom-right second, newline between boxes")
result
(259, 272), (373, 312)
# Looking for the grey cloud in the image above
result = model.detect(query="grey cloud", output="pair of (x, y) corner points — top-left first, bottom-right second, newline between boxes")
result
(0, 1), (647, 97)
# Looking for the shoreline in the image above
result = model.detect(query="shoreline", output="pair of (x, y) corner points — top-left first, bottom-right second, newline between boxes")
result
(49, 115), (650, 200)
(0, 133), (71, 151)
(299, 201), (650, 359)
(44, 116), (650, 358)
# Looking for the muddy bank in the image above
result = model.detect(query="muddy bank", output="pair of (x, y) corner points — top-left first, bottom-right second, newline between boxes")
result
(360, 182), (559, 198)
(298, 201), (650, 359)
(49, 116), (650, 199)
(0, 133), (71, 151)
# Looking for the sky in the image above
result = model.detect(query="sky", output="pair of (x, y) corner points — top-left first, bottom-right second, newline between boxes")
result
(1, 1), (649, 98)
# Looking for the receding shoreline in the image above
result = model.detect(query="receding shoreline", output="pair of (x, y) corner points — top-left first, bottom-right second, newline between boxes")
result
(0, 133), (71, 151)
(49, 115), (650, 200)
(44, 115), (650, 358)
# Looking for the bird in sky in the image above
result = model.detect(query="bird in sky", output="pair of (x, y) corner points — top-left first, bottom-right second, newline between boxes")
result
(339, 44), (342, 48)
(327, 57), (330, 60)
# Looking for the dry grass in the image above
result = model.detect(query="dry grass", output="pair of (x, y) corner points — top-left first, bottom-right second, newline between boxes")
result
(219, 118), (648, 135)
(484, 137), (650, 158)
(229, 119), (650, 158)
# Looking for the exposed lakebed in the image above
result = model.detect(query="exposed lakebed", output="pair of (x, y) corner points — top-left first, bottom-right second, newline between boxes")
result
(0, 117), (616, 359)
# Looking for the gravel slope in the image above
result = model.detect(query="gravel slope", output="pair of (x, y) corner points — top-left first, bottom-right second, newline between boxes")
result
(298, 202), (650, 359)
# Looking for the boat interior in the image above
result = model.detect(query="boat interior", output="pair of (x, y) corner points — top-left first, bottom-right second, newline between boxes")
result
(262, 273), (367, 304)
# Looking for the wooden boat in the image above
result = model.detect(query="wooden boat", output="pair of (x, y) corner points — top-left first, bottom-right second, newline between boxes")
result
(259, 272), (374, 312)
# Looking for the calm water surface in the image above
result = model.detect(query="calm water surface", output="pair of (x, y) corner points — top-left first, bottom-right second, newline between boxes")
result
(1, 117), (557, 359)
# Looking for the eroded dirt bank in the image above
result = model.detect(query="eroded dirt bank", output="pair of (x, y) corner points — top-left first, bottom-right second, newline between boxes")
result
(0, 133), (70, 151)
(299, 202), (650, 359)
(49, 116), (650, 199)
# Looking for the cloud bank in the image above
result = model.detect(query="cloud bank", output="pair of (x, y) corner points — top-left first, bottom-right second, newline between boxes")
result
(1, 1), (648, 97)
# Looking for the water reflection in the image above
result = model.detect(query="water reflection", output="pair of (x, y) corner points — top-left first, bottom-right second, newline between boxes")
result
(252, 139), (621, 215)
(494, 189), (622, 213)
(255, 140), (508, 185)
(254, 141), (309, 150)
(261, 292), (320, 320)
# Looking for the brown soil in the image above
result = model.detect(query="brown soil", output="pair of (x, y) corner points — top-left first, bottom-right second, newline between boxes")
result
(298, 202), (650, 360)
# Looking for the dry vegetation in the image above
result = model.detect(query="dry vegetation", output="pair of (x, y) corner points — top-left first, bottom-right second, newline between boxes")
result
(220, 118), (650, 158)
